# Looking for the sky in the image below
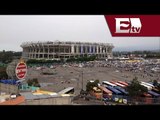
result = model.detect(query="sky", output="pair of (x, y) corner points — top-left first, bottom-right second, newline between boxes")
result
(0, 15), (159, 52)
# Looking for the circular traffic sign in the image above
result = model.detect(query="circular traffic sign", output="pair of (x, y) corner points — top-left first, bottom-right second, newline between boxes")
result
(15, 62), (27, 80)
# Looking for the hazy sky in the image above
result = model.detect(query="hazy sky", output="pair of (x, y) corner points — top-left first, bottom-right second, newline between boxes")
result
(0, 15), (159, 51)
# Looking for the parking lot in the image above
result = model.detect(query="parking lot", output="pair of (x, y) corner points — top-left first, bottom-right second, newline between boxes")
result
(25, 59), (160, 95)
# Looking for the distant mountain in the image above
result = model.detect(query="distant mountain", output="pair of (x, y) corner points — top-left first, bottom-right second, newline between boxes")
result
(113, 46), (160, 52)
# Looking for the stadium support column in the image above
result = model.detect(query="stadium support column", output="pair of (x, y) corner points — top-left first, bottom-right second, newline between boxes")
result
(71, 44), (74, 58)
(28, 47), (30, 59)
(103, 47), (106, 58)
(48, 45), (49, 59)
(105, 47), (107, 58)
(34, 47), (36, 59)
(101, 47), (104, 58)
(81, 45), (83, 57)
(93, 45), (95, 55)
(38, 45), (41, 59)
(32, 47), (34, 59)
(85, 45), (88, 56)
(100, 46), (102, 53)
(110, 46), (114, 58)
(69, 46), (71, 58)
(96, 46), (99, 54)
(76, 45), (79, 57)
(96, 46), (99, 58)
(30, 47), (33, 59)
(100, 46), (102, 58)
(107, 46), (112, 58)
(43, 44), (45, 59)
(30, 45), (34, 59)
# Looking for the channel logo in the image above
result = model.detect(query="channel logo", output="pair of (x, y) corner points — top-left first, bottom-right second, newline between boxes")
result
(115, 18), (142, 33)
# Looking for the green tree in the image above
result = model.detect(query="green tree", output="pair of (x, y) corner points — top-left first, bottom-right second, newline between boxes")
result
(94, 79), (99, 86)
(32, 78), (41, 87)
(0, 67), (8, 79)
(153, 80), (158, 87)
(27, 78), (41, 87)
(126, 77), (148, 97)
(86, 80), (99, 92)
(27, 79), (32, 86)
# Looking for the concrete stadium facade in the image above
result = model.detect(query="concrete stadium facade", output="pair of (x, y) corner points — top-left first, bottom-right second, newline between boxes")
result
(21, 41), (114, 60)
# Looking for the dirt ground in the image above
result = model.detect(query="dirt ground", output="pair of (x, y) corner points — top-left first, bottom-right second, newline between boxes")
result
(25, 64), (159, 95)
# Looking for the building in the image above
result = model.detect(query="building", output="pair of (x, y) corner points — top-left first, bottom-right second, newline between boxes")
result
(21, 41), (114, 60)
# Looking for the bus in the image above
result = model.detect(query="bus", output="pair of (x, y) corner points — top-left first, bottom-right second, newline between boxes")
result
(102, 81), (117, 87)
(99, 86), (112, 94)
(117, 81), (129, 86)
(114, 86), (128, 95)
(98, 86), (112, 99)
(141, 93), (152, 97)
(152, 87), (160, 94)
(110, 81), (125, 88)
(106, 86), (122, 95)
(91, 87), (102, 99)
(140, 83), (152, 90)
(141, 93), (152, 104)
(141, 81), (154, 88)
(148, 90), (160, 98)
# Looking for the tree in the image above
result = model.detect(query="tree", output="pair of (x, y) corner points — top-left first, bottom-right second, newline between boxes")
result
(126, 77), (148, 97)
(0, 67), (8, 79)
(27, 78), (41, 87)
(86, 80), (99, 92)
(153, 80), (158, 87)
(32, 78), (41, 87)
(66, 55), (97, 62)
(94, 79), (99, 86)
(27, 79), (32, 86)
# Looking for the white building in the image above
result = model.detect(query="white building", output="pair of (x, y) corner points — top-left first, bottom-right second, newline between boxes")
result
(21, 41), (114, 60)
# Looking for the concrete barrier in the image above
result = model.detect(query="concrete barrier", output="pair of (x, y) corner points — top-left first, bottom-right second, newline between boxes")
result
(20, 96), (72, 105)
(0, 83), (19, 94)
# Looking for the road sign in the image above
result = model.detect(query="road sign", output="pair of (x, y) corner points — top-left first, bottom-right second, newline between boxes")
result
(15, 59), (27, 80)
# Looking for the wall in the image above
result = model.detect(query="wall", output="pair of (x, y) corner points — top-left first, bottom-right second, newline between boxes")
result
(0, 83), (19, 94)
(20, 96), (73, 105)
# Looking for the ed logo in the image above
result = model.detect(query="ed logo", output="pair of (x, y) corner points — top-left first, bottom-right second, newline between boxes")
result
(115, 18), (142, 33)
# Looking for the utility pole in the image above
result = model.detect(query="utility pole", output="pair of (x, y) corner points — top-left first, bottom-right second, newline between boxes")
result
(81, 70), (83, 90)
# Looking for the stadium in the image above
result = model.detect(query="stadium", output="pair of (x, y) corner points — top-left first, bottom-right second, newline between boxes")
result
(21, 41), (114, 60)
